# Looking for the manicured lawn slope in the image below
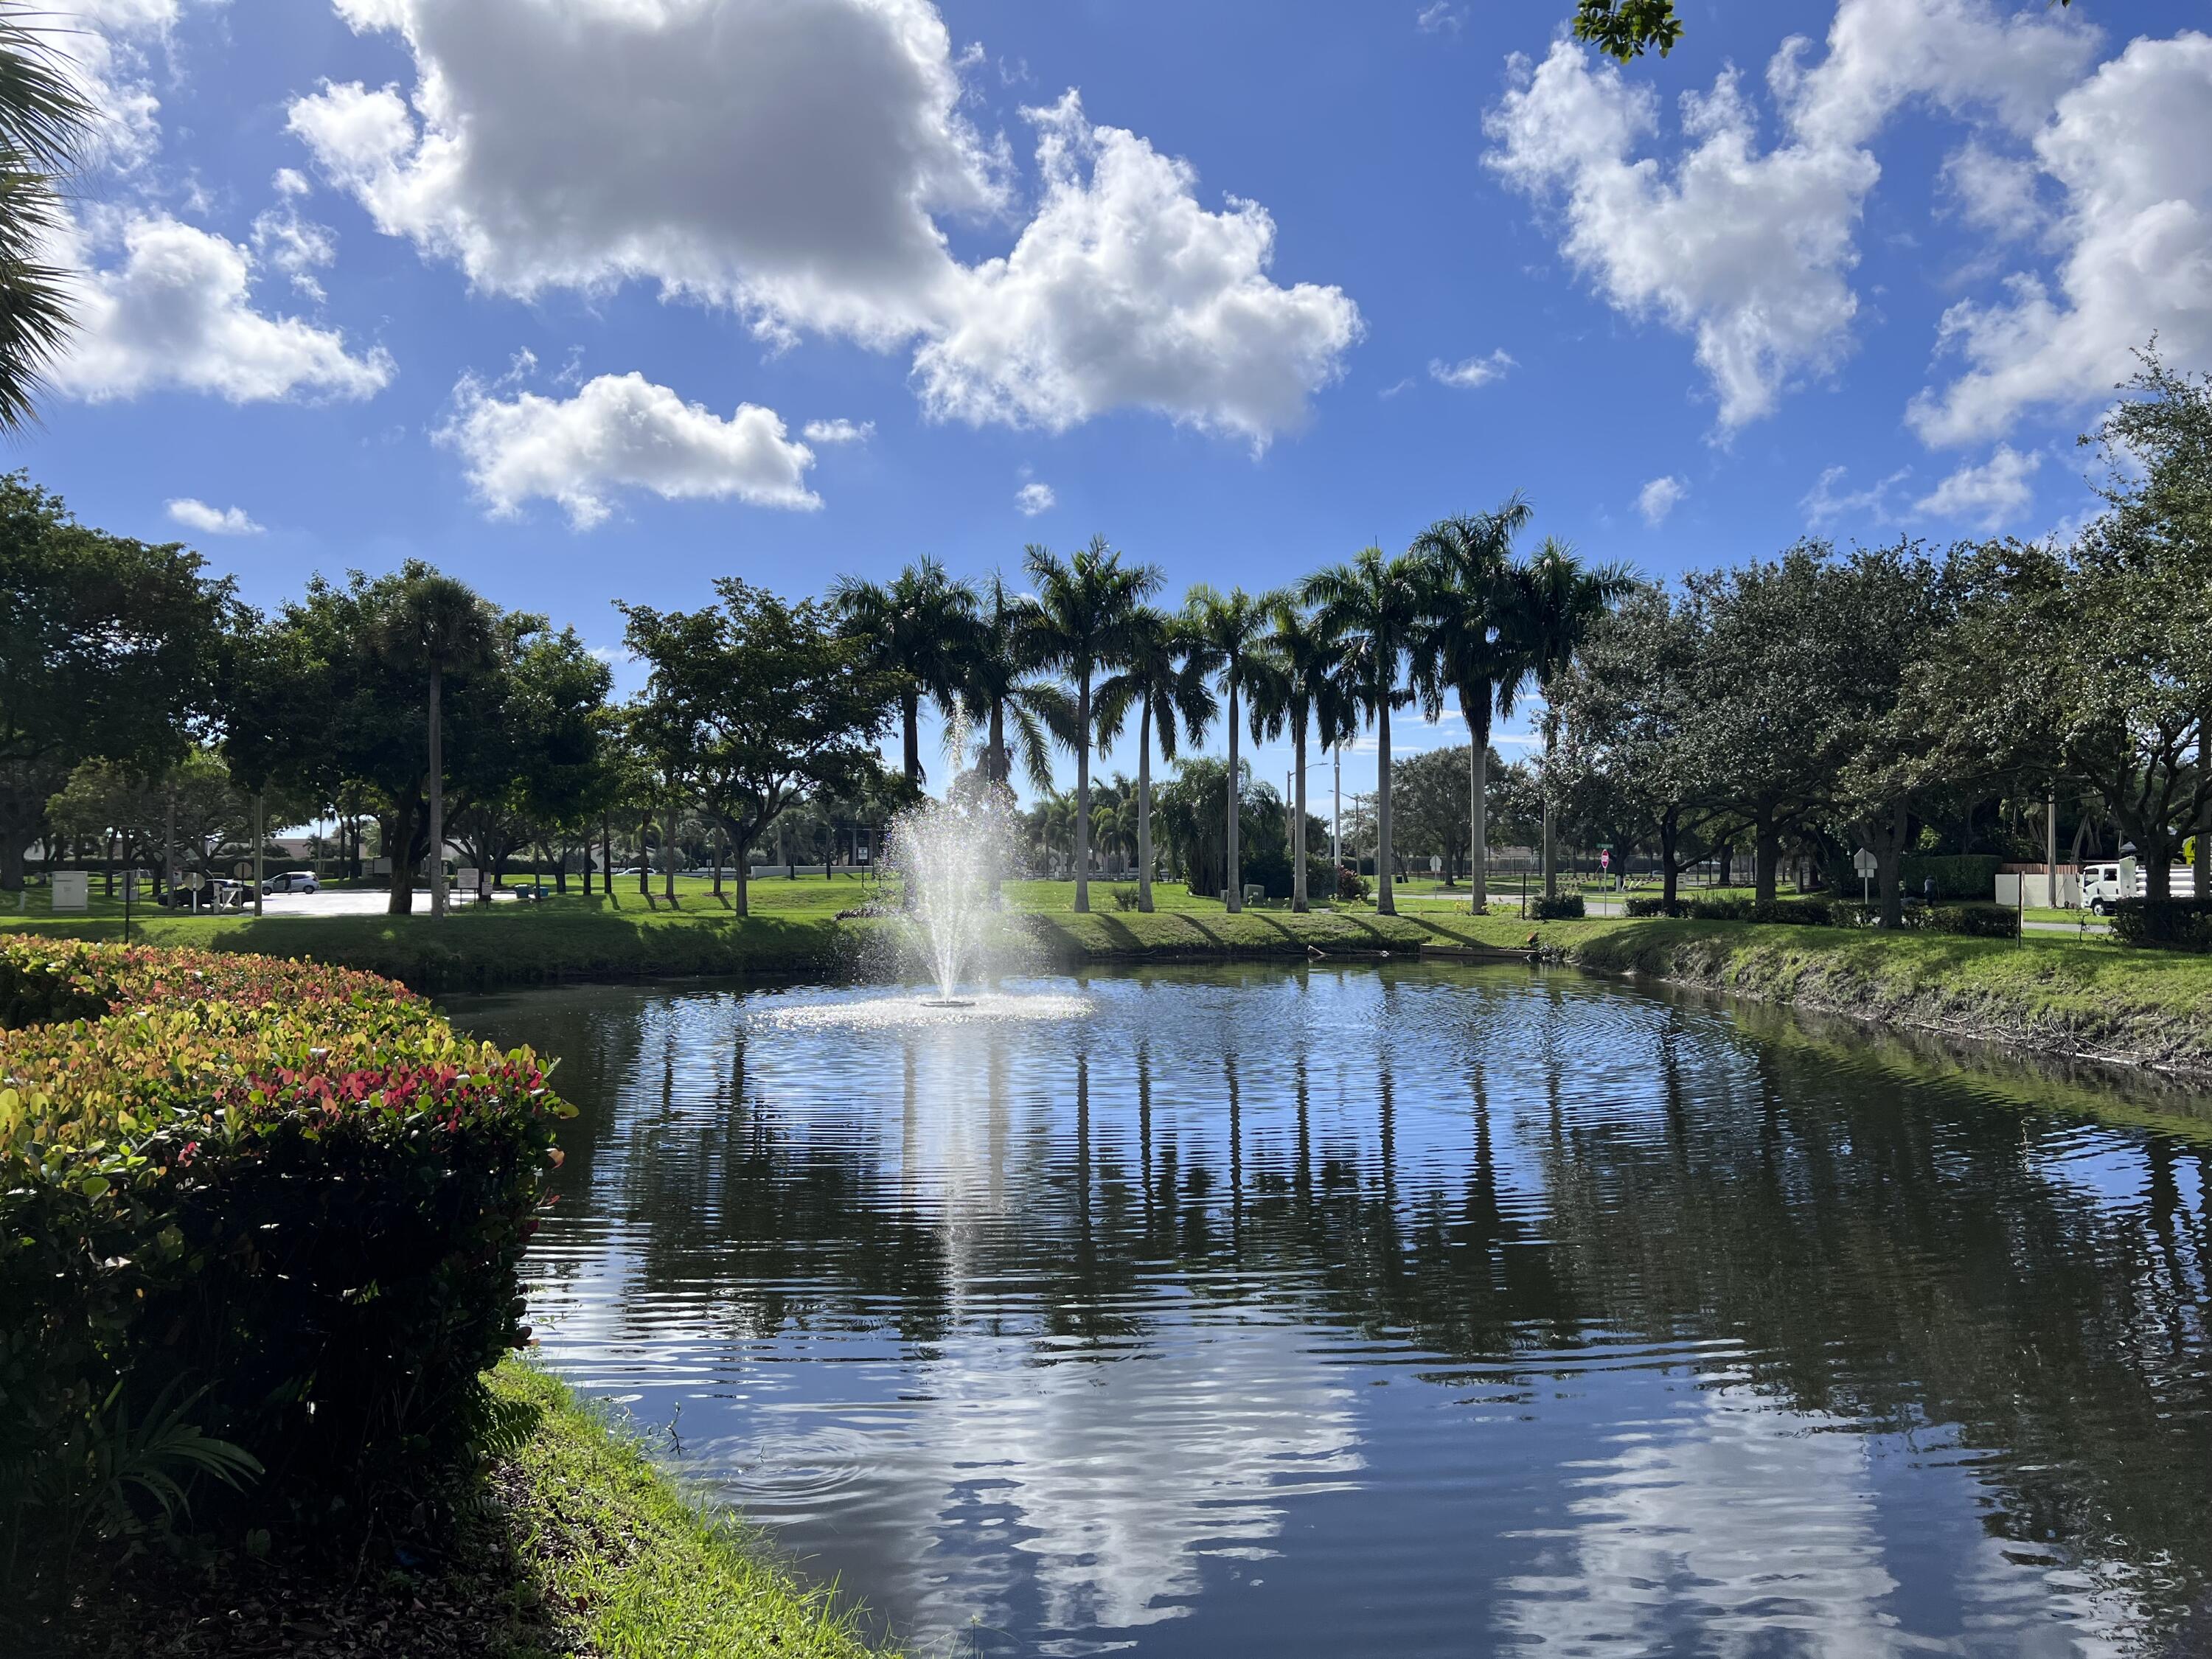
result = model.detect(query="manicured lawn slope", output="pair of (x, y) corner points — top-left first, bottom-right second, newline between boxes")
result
(1539, 916), (2212, 1074)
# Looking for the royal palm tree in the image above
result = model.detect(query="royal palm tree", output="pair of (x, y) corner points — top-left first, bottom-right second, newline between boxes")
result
(1497, 536), (1635, 897)
(1096, 607), (1217, 912)
(1021, 535), (1159, 913)
(1302, 546), (1426, 916)
(0, 13), (91, 431)
(1183, 585), (1282, 913)
(832, 557), (977, 787)
(958, 571), (1065, 793)
(1411, 495), (1535, 914)
(1248, 601), (1347, 912)
(386, 570), (496, 919)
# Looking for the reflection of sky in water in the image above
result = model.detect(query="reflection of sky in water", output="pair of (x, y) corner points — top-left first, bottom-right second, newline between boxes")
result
(460, 966), (2212, 1658)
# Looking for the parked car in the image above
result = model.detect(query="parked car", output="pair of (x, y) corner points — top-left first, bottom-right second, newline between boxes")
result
(262, 870), (320, 894)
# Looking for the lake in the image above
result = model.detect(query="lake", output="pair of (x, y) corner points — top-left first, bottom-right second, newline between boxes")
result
(450, 962), (2212, 1658)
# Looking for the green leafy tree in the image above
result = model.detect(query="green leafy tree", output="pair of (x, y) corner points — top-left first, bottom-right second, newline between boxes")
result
(0, 476), (229, 891)
(1411, 495), (1533, 911)
(1019, 535), (1160, 913)
(382, 573), (497, 919)
(832, 557), (977, 787)
(619, 580), (893, 917)
(1302, 545), (1433, 917)
(1182, 584), (1283, 913)
(1549, 582), (1725, 908)
(1572, 0), (2072, 65)
(1096, 607), (1216, 911)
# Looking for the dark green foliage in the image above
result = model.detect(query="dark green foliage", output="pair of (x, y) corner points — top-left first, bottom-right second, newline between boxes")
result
(1531, 894), (1585, 919)
(1902, 855), (2005, 900)
(2110, 898), (2212, 953)
(1624, 894), (2017, 938)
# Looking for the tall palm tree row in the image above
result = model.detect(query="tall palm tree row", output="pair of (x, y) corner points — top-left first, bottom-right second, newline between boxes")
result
(832, 557), (978, 788)
(1495, 538), (1636, 897)
(959, 571), (1066, 793)
(1183, 585), (1281, 913)
(1020, 536), (1161, 913)
(1301, 546), (1427, 917)
(385, 572), (496, 919)
(1247, 600), (1347, 913)
(1411, 495), (1534, 913)
(1096, 607), (1217, 912)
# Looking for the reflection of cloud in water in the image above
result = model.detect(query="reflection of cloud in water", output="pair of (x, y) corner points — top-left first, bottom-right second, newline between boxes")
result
(703, 1314), (1362, 1649)
(1498, 1382), (2143, 1658)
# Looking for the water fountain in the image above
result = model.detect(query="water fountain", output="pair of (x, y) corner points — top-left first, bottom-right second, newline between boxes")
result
(882, 765), (1018, 1005)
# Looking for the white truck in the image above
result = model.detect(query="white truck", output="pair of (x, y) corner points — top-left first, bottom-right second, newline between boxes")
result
(2079, 858), (2199, 914)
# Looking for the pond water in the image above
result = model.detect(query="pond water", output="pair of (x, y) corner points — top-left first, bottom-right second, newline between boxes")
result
(448, 964), (2212, 1658)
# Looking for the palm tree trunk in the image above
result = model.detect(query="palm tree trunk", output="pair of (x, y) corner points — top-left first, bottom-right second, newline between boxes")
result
(735, 821), (751, 917)
(664, 799), (678, 904)
(1074, 675), (1093, 914)
(428, 664), (446, 920)
(252, 792), (264, 917)
(989, 700), (1007, 789)
(1540, 723), (1557, 901)
(1225, 681), (1242, 913)
(1293, 721), (1309, 912)
(1138, 703), (1155, 914)
(1377, 699), (1396, 917)
(901, 689), (922, 785)
(1469, 698), (1489, 914)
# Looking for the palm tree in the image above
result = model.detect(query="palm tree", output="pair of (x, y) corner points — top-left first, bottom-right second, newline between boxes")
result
(386, 570), (496, 919)
(958, 571), (1065, 794)
(0, 14), (91, 431)
(1497, 536), (1635, 897)
(1411, 495), (1535, 914)
(1020, 535), (1160, 913)
(1302, 546), (1426, 916)
(1096, 608), (1217, 912)
(832, 557), (977, 787)
(1248, 601), (1347, 913)
(1184, 585), (1282, 913)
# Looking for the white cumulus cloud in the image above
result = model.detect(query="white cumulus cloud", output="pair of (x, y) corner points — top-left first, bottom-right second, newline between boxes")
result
(1429, 349), (1514, 389)
(436, 370), (820, 529)
(1913, 443), (2041, 529)
(165, 498), (263, 535)
(290, 2), (1357, 444)
(1484, 0), (2096, 433)
(801, 417), (874, 445)
(1637, 475), (1687, 525)
(1909, 32), (2212, 446)
(1015, 481), (1055, 516)
(54, 214), (393, 405)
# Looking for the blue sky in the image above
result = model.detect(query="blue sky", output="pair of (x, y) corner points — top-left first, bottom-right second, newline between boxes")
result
(22, 0), (2212, 801)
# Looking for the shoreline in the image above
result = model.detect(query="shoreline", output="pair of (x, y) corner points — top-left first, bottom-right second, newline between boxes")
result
(13, 906), (2212, 1082)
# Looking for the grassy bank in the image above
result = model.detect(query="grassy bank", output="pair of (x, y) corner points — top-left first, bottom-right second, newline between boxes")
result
(1533, 915), (2212, 1076)
(14, 880), (2212, 1077)
(58, 1359), (892, 1659)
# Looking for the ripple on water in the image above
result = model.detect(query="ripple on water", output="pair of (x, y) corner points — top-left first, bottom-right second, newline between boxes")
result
(447, 964), (2212, 1659)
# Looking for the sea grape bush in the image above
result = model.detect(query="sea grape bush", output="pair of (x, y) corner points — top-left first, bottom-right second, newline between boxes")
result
(0, 936), (571, 1571)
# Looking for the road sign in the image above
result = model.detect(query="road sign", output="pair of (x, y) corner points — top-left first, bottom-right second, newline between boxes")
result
(234, 861), (253, 879)
(50, 871), (86, 911)
(1852, 849), (1877, 877)
(184, 872), (205, 891)
(1599, 849), (1610, 872)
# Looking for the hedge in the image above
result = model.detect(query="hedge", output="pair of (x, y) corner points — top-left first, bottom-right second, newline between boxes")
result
(2110, 897), (2212, 953)
(1623, 895), (2020, 938)
(1531, 894), (1585, 919)
(1900, 854), (2004, 901)
(0, 936), (570, 1580)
